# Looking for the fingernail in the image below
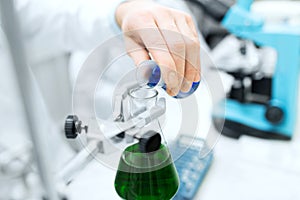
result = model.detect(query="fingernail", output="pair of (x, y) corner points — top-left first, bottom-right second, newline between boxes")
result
(194, 73), (201, 82)
(167, 88), (178, 97)
(181, 81), (192, 92)
(168, 71), (179, 88)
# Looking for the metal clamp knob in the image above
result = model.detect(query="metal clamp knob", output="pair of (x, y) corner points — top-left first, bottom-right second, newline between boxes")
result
(64, 115), (88, 139)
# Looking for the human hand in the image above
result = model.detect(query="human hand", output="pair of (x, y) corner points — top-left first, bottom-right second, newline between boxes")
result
(115, 0), (201, 96)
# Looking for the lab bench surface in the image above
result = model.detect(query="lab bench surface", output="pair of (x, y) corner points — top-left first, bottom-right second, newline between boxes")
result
(67, 122), (300, 200)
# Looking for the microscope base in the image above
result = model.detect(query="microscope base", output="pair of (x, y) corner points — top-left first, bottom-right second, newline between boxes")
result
(213, 118), (291, 140)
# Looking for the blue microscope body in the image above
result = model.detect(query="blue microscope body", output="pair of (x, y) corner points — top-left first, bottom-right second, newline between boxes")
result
(213, 0), (300, 140)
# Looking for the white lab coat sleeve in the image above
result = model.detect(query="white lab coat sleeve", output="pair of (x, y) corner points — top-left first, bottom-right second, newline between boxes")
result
(14, 0), (124, 63)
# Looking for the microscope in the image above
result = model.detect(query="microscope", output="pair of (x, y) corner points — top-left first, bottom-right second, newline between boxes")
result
(189, 0), (300, 140)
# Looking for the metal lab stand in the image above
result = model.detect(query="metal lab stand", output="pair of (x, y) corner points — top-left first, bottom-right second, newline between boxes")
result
(0, 1), (60, 199)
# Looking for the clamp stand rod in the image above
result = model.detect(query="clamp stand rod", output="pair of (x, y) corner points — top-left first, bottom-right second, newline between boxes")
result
(0, 1), (60, 199)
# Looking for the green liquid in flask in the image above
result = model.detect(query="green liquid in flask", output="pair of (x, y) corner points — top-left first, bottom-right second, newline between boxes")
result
(114, 143), (179, 200)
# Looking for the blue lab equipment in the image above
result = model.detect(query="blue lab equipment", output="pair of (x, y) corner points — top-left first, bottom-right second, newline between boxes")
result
(170, 135), (213, 200)
(189, 0), (300, 140)
(219, 0), (300, 140)
(137, 60), (200, 99)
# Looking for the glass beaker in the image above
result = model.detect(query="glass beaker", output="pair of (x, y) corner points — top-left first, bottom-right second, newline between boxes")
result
(128, 87), (158, 118)
(114, 87), (179, 200)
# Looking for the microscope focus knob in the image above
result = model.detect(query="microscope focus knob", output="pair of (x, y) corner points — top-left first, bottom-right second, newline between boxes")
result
(139, 131), (162, 153)
(265, 106), (284, 124)
(64, 115), (79, 139)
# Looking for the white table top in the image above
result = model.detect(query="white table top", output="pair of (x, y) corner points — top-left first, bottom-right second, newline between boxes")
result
(66, 63), (300, 200)
(66, 102), (300, 200)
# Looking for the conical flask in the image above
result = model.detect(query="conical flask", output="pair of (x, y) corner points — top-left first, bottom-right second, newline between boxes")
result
(114, 87), (179, 200)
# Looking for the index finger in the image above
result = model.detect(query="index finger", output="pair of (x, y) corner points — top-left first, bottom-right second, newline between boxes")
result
(138, 26), (181, 96)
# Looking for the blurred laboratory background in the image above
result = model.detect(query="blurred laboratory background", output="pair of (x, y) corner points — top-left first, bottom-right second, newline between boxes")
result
(0, 0), (300, 200)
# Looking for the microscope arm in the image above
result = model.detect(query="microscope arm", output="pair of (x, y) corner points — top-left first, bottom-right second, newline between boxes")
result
(186, 0), (230, 22)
